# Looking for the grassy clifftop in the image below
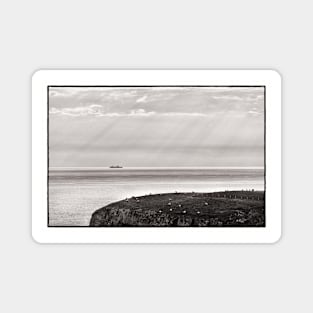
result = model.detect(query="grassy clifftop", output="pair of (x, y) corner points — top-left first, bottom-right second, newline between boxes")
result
(89, 191), (265, 227)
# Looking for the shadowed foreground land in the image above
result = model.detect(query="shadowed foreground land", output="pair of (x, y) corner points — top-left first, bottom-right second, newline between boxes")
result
(89, 191), (265, 227)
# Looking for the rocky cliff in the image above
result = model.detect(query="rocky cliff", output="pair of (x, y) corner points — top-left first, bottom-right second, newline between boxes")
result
(89, 191), (265, 227)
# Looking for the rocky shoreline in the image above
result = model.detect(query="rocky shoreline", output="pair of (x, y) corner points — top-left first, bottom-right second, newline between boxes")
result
(89, 191), (265, 227)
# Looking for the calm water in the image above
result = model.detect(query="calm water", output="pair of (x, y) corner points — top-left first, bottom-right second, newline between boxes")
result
(48, 167), (264, 226)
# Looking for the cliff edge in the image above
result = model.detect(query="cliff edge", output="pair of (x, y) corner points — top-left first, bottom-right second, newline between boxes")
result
(89, 191), (265, 227)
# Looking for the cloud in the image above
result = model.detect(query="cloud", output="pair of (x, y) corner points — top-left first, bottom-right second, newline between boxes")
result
(99, 109), (156, 117)
(212, 95), (243, 101)
(50, 106), (156, 117)
(248, 110), (262, 115)
(49, 86), (265, 118)
(89, 104), (103, 108)
(136, 95), (148, 103)
(98, 113), (121, 117)
(49, 86), (265, 122)
(129, 109), (155, 116)
(49, 105), (103, 117)
(49, 106), (208, 118)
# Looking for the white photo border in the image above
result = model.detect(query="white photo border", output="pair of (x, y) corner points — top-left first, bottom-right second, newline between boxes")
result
(32, 70), (281, 243)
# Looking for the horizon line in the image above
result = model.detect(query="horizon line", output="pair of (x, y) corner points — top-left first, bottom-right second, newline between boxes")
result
(49, 166), (264, 170)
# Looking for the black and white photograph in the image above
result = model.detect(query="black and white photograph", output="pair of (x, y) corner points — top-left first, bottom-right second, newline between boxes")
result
(5, 0), (313, 311)
(48, 85), (265, 227)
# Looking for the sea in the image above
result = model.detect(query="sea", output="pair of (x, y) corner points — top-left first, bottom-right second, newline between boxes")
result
(48, 167), (264, 226)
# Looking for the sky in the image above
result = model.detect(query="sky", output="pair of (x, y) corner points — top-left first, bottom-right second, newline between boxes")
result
(49, 86), (264, 168)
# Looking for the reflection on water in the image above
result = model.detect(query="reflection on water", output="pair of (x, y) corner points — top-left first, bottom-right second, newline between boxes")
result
(48, 167), (264, 226)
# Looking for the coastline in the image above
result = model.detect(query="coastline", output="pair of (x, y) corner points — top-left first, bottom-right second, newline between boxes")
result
(90, 190), (265, 227)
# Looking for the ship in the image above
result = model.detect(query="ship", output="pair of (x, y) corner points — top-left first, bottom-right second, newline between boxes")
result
(109, 165), (123, 168)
